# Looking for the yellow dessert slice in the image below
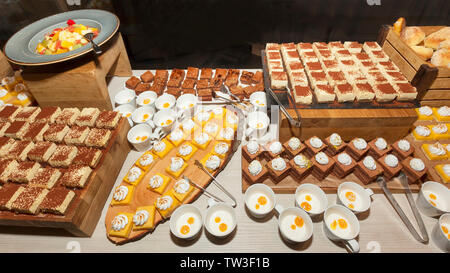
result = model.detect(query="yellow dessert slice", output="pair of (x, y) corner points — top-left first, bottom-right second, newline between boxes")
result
(110, 184), (135, 206)
(435, 164), (450, 183)
(224, 112), (239, 131)
(123, 166), (145, 186)
(212, 107), (226, 122)
(165, 157), (188, 178)
(147, 173), (171, 195)
(155, 191), (180, 219)
(176, 142), (198, 162)
(180, 119), (199, 136)
(412, 125), (433, 141)
(415, 107), (434, 121)
(109, 212), (134, 238)
(167, 129), (187, 147)
(152, 139), (174, 158)
(211, 141), (230, 159)
(216, 127), (235, 143)
(170, 178), (195, 202)
(192, 132), (212, 150)
(433, 107), (450, 122)
(422, 143), (448, 161)
(193, 111), (213, 127)
(200, 153), (222, 173)
(135, 151), (156, 171)
(430, 124), (450, 140)
(202, 120), (222, 138)
(132, 205), (156, 231)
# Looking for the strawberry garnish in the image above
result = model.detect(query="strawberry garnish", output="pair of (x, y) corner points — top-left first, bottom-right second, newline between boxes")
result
(67, 19), (75, 26)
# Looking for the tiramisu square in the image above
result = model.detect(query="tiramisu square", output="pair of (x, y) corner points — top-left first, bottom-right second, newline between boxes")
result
(10, 186), (49, 214)
(377, 60), (400, 72)
(0, 105), (21, 122)
(29, 167), (61, 189)
(4, 120), (29, 139)
(300, 51), (319, 62)
(40, 187), (75, 215)
(353, 52), (371, 64)
(7, 140), (34, 161)
(374, 83), (398, 102)
(286, 60), (304, 75)
(186, 67), (199, 79)
(338, 59), (357, 71)
(359, 61), (379, 72)
(314, 84), (336, 103)
(311, 152), (335, 180)
(60, 165), (92, 188)
(334, 49), (353, 60)
(312, 42), (328, 51)
(363, 41), (382, 52)
(321, 59), (340, 72)
(75, 108), (100, 127)
(305, 61), (323, 73)
(289, 70), (309, 87)
(328, 41), (345, 53)
(344, 70), (367, 84)
(85, 128), (111, 148)
(354, 83), (376, 102)
(297, 42), (314, 53)
(317, 49), (335, 61)
(48, 145), (78, 167)
(27, 141), (57, 162)
(344, 41), (363, 54)
(384, 71), (408, 84)
(0, 121), (11, 137)
(73, 146), (103, 168)
(95, 110), (120, 129)
(22, 122), (49, 142)
(267, 157), (291, 183)
(270, 71), (288, 90)
(394, 83), (417, 101)
(64, 126), (90, 145)
(43, 123), (69, 142)
(10, 161), (40, 183)
(282, 42), (297, 51)
(266, 43), (281, 51)
(327, 71), (347, 87)
(293, 85), (313, 105)
(34, 106), (61, 123)
(335, 83), (356, 102)
(378, 154), (402, 180)
(140, 70), (154, 83)
(0, 183), (23, 210)
(332, 152), (356, 179)
(368, 50), (389, 62)
(309, 71), (328, 88)
(0, 159), (18, 183)
(0, 137), (15, 157)
(346, 138), (370, 161)
(282, 50), (300, 63)
(266, 51), (282, 61)
(125, 76), (140, 89)
(14, 107), (41, 122)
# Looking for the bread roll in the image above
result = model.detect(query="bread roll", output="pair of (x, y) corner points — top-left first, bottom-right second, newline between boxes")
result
(438, 39), (450, 49)
(393, 17), (406, 35)
(424, 27), (450, 50)
(431, 48), (450, 68)
(401, 27), (425, 46)
(411, 45), (434, 60)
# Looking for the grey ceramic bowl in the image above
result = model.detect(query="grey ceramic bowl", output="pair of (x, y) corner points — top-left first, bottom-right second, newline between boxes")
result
(4, 9), (119, 66)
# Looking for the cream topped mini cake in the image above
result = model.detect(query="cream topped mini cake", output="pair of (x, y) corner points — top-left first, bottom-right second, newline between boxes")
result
(170, 178), (195, 202)
(434, 106), (450, 122)
(152, 139), (173, 158)
(368, 137), (391, 159)
(155, 192), (180, 219)
(217, 127), (234, 143)
(193, 132), (212, 150)
(289, 154), (312, 181)
(212, 142), (229, 159)
(346, 138), (369, 161)
(132, 205), (156, 231)
(333, 152), (356, 179)
(324, 133), (346, 156)
(267, 156), (290, 183)
(194, 110), (212, 126)
(401, 157), (427, 184)
(167, 128), (186, 147)
(203, 154), (221, 173)
(243, 140), (261, 162)
(147, 173), (170, 194)
(283, 137), (305, 158)
(135, 151), (155, 171)
(435, 164), (450, 183)
(176, 142), (197, 162)
(203, 121), (220, 138)
(305, 136), (326, 158)
(166, 157), (188, 178)
(243, 159), (269, 184)
(391, 139), (414, 160)
(110, 185), (134, 206)
(378, 153), (402, 180)
(109, 213), (133, 238)
(412, 125), (432, 141)
(354, 155), (383, 184)
(124, 166), (144, 186)
(422, 142), (448, 161)
(311, 152), (335, 180)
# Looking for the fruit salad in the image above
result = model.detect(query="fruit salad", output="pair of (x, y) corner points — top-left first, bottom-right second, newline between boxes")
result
(36, 19), (99, 55)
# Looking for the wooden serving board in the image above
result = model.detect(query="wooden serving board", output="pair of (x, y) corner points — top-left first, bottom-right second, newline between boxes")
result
(105, 107), (242, 245)
(378, 25), (450, 107)
(0, 117), (131, 236)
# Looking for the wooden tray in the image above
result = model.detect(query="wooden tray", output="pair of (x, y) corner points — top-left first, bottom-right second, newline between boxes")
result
(105, 107), (242, 245)
(378, 25), (450, 107)
(0, 117), (131, 237)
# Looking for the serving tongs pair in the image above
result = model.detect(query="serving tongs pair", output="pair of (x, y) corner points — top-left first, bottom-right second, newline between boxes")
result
(377, 172), (429, 243)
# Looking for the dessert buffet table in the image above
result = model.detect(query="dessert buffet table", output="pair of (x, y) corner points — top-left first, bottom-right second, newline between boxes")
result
(0, 70), (443, 253)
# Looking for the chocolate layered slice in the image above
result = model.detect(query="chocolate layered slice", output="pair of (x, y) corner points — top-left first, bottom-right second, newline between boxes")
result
(0, 105), (20, 122)
(73, 146), (103, 168)
(181, 78), (196, 89)
(14, 107), (41, 122)
(242, 141), (263, 162)
(391, 139), (414, 160)
(60, 165), (92, 188)
(353, 156), (383, 184)
(311, 152), (335, 180)
(346, 138), (370, 161)
(267, 157), (291, 183)
(29, 167), (62, 189)
(377, 154), (402, 181)
(155, 70), (169, 81)
(289, 154), (312, 181)
(167, 78), (182, 88)
(4, 120), (29, 139)
(10, 161), (40, 183)
(333, 152), (356, 179)
(40, 187), (76, 215)
(283, 137), (306, 159)
(10, 186), (49, 214)
(240, 71), (255, 85)
(304, 136), (327, 158)
(368, 138), (392, 159)
(324, 133), (347, 156)
(401, 157), (427, 184)
(242, 159), (269, 184)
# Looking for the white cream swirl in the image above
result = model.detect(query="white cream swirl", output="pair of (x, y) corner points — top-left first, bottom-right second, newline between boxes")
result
(410, 158), (425, 172)
(397, 139), (411, 151)
(226, 114), (238, 124)
(197, 111), (212, 122)
(182, 119), (196, 131)
(429, 143), (446, 156)
(362, 156), (377, 170)
(204, 122), (219, 134)
(337, 153), (352, 166)
(214, 142), (229, 155)
(353, 138), (367, 150)
(153, 141), (166, 152)
(269, 141), (282, 154)
(174, 179), (190, 194)
(170, 157), (184, 172)
(195, 132), (210, 145)
(315, 152), (329, 165)
(220, 127), (234, 140)
(248, 160), (263, 176)
(415, 126), (431, 137)
(432, 124), (448, 134)
(374, 138), (387, 150)
(384, 154), (399, 168)
(329, 133), (343, 147)
(127, 167), (142, 182)
(206, 155), (221, 171)
(112, 214), (128, 231)
(418, 106), (432, 116)
(213, 107), (224, 116)
(178, 144), (193, 156)
(149, 175), (164, 189)
(169, 128), (184, 141)
(309, 137), (323, 149)
(271, 157), (287, 171)
(156, 195), (173, 211)
(133, 210), (149, 226)
(246, 141), (259, 154)
(437, 106), (450, 117)
(294, 154), (310, 168)
(113, 186), (129, 202)
(443, 164), (450, 176)
(139, 153), (154, 166)
(288, 137), (301, 150)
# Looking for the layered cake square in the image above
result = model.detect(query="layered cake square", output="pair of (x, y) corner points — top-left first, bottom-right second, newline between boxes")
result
(4, 120), (29, 139)
(283, 137), (306, 159)
(186, 67), (199, 79)
(264, 141), (284, 160)
(354, 83), (376, 102)
(326, 71), (347, 87)
(314, 84), (336, 103)
(321, 59), (340, 72)
(55, 108), (80, 125)
(354, 156), (383, 184)
(394, 82), (417, 101)
(6, 140), (34, 161)
(304, 136), (327, 158)
(374, 83), (398, 102)
(60, 165), (92, 188)
(267, 157), (291, 183)
(132, 206), (156, 230)
(10, 187), (49, 214)
(140, 70), (154, 83)
(75, 108), (100, 127)
(27, 141), (57, 162)
(346, 138), (370, 161)
(270, 71), (288, 90)
(368, 137), (392, 159)
(96, 111), (120, 129)
(40, 187), (75, 215)
(85, 128), (111, 148)
(0, 183), (23, 210)
(289, 154), (312, 181)
(22, 122), (49, 142)
(0, 121), (11, 137)
(293, 85), (313, 105)
(311, 152), (335, 180)
(335, 83), (356, 102)
(0, 159), (18, 183)
(10, 161), (40, 183)
(324, 133), (346, 156)
(378, 154), (402, 180)
(401, 157), (427, 184)
(333, 152), (357, 179)
(73, 147), (103, 168)
(200, 68), (213, 80)
(242, 159), (269, 184)
(391, 139), (414, 160)
(0, 105), (21, 122)
(14, 107), (41, 122)
(64, 125), (90, 145)
(34, 106), (61, 123)
(28, 167), (62, 189)
(48, 145), (78, 167)
(43, 123), (69, 143)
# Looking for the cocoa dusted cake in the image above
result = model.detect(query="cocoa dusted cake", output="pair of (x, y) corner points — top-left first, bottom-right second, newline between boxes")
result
(267, 157), (290, 183)
(401, 157), (427, 184)
(283, 137), (305, 159)
(40, 187), (76, 215)
(377, 154), (402, 181)
(324, 133), (346, 156)
(311, 152), (335, 180)
(332, 152), (356, 179)
(354, 155), (383, 184)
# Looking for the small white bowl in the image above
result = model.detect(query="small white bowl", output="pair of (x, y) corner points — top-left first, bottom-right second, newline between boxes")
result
(244, 183), (276, 218)
(337, 182), (374, 214)
(114, 104), (136, 126)
(153, 109), (177, 134)
(295, 183), (328, 217)
(155, 93), (176, 111)
(127, 123), (153, 151)
(204, 202), (237, 238)
(114, 89), (136, 107)
(170, 204), (203, 240)
(131, 106), (155, 125)
(136, 91), (158, 109)
(176, 94), (198, 117)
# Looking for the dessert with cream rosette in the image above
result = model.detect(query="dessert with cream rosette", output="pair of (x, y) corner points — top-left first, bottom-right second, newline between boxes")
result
(391, 139), (414, 160)
(242, 140), (262, 162)
(368, 137), (392, 159)
(378, 153), (403, 180)
(283, 137), (306, 158)
(192, 132), (212, 150)
(289, 154), (312, 181)
(176, 142), (198, 161)
(332, 152), (357, 178)
(124, 166), (144, 186)
(154, 191), (180, 218)
(435, 164), (450, 183)
(242, 159), (269, 184)
(304, 136), (327, 158)
(430, 124), (449, 140)
(147, 173), (171, 194)
(202, 121), (220, 138)
(412, 125), (432, 141)
(200, 154), (222, 173)
(267, 156), (291, 183)
(311, 151), (335, 180)
(135, 151), (155, 171)
(354, 155), (383, 184)
(401, 157), (427, 184)
(132, 205), (156, 231)
(152, 139), (174, 158)
(422, 142), (448, 161)
(217, 127), (235, 143)
(167, 128), (186, 147)
(346, 137), (370, 161)
(212, 142), (230, 159)
(415, 106), (434, 121)
(433, 106), (450, 122)
(166, 157), (188, 178)
(265, 140), (284, 159)
(110, 185), (134, 206)
(324, 133), (347, 156)
(109, 213), (134, 238)
(170, 178), (195, 202)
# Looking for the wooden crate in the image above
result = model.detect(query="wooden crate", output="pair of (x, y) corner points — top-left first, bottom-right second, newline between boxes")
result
(0, 118), (131, 237)
(21, 33), (132, 110)
(378, 25), (450, 106)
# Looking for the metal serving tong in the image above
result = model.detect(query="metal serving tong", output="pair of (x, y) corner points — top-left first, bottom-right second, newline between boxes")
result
(377, 172), (429, 243)
(193, 160), (237, 208)
(182, 175), (225, 204)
